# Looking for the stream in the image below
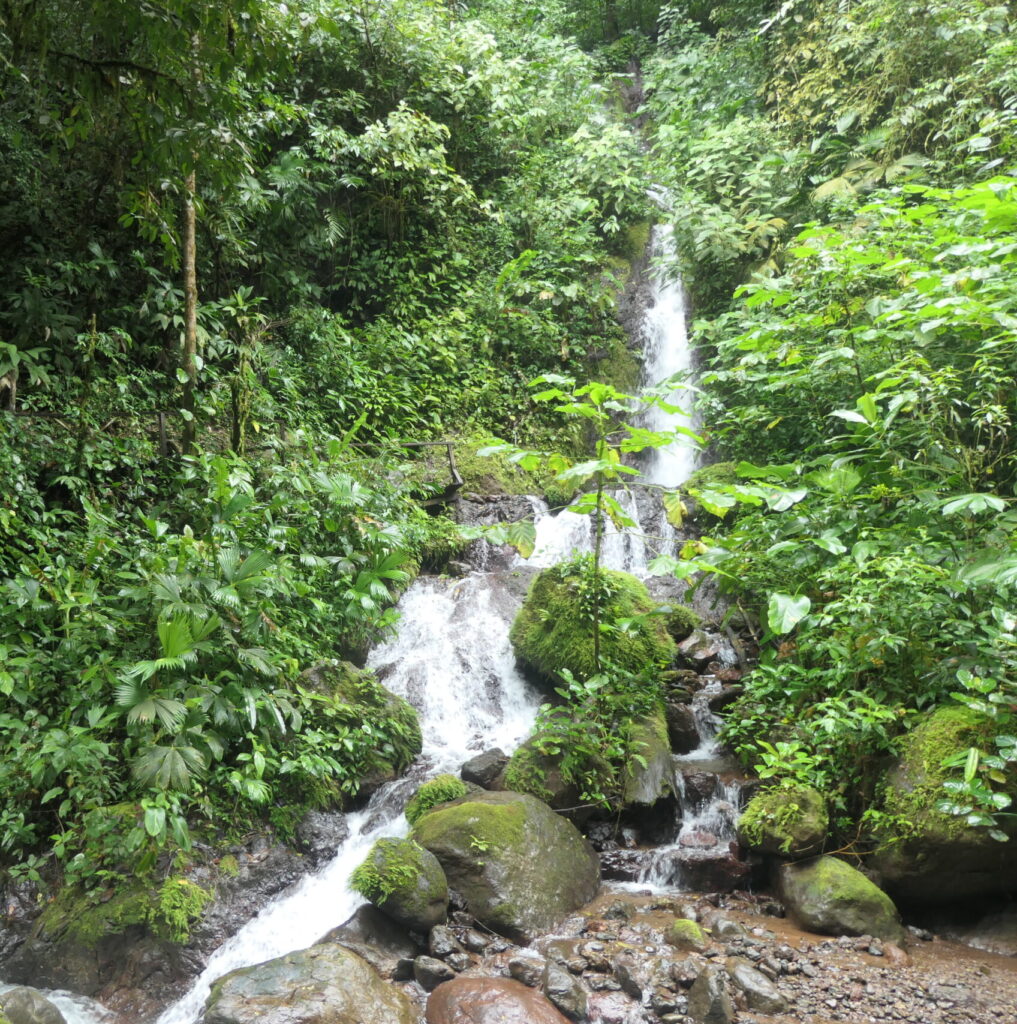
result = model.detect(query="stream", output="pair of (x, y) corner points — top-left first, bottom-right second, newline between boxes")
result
(1, 223), (707, 1024)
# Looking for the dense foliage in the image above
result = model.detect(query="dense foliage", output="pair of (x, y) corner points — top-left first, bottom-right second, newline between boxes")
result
(644, 1), (1017, 841)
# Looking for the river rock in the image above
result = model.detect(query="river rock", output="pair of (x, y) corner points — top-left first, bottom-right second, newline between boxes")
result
(666, 702), (700, 754)
(707, 685), (743, 713)
(687, 964), (734, 1024)
(461, 748), (509, 788)
(621, 712), (674, 806)
(411, 790), (599, 943)
(414, 955), (457, 990)
(871, 707), (1017, 904)
(779, 856), (905, 943)
(201, 942), (415, 1024)
(0, 987), (67, 1024)
(426, 976), (571, 1023)
(737, 784), (828, 858)
(323, 904), (421, 976)
(354, 837), (448, 932)
(666, 918), (709, 952)
(677, 630), (721, 670)
(725, 956), (789, 1013)
(294, 810), (350, 865)
(542, 958), (589, 1020)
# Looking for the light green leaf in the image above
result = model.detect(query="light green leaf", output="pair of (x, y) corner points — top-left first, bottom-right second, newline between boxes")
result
(767, 593), (811, 635)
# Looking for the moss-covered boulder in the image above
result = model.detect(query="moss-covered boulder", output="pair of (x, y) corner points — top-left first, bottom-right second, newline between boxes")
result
(351, 837), (448, 932)
(779, 856), (905, 943)
(509, 562), (676, 685)
(0, 988), (66, 1024)
(202, 942), (416, 1024)
(503, 739), (583, 811)
(737, 785), (828, 858)
(299, 661), (422, 797)
(871, 706), (1017, 904)
(621, 711), (674, 807)
(410, 790), (599, 943)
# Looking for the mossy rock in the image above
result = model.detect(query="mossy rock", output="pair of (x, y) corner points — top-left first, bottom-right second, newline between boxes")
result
(871, 706), (1017, 904)
(405, 774), (468, 825)
(204, 942), (416, 1024)
(350, 838), (448, 932)
(664, 604), (702, 641)
(737, 785), (828, 859)
(665, 918), (708, 952)
(503, 739), (578, 809)
(38, 877), (209, 948)
(299, 661), (422, 792)
(0, 988), (67, 1024)
(779, 856), (904, 943)
(621, 711), (674, 807)
(510, 562), (676, 685)
(591, 331), (641, 393)
(410, 790), (599, 943)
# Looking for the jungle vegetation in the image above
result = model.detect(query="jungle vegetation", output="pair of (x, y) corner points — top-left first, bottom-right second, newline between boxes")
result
(1, 0), (1015, 891)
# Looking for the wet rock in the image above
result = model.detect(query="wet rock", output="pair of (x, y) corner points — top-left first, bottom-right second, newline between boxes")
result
(460, 748), (509, 788)
(671, 957), (701, 987)
(707, 685), (743, 713)
(737, 785), (828, 859)
(411, 790), (600, 943)
(666, 702), (700, 755)
(202, 942), (415, 1024)
(413, 955), (457, 990)
(681, 771), (717, 805)
(710, 918), (746, 940)
(324, 904), (420, 965)
(680, 829), (718, 849)
(687, 964), (734, 1024)
(677, 630), (722, 670)
(429, 924), (464, 959)
(725, 956), (789, 1014)
(462, 928), (490, 953)
(294, 810), (350, 865)
(779, 856), (905, 943)
(425, 977), (571, 1024)
(509, 954), (546, 987)
(542, 958), (589, 1020)
(0, 987), (67, 1024)
(678, 845), (752, 892)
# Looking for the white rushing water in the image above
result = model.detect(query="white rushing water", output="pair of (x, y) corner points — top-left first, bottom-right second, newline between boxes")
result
(150, 575), (540, 1024)
(640, 224), (699, 489)
(0, 984), (118, 1024)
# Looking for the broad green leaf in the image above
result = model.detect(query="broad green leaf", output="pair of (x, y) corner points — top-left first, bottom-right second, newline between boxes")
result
(662, 491), (686, 528)
(941, 493), (1007, 516)
(767, 592), (811, 635)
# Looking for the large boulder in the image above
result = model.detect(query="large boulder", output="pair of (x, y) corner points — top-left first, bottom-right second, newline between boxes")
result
(779, 857), (905, 943)
(426, 977), (571, 1024)
(871, 707), (1017, 904)
(0, 988), (66, 1024)
(736, 785), (828, 858)
(509, 563), (676, 684)
(201, 942), (415, 1024)
(411, 790), (599, 943)
(351, 837), (448, 932)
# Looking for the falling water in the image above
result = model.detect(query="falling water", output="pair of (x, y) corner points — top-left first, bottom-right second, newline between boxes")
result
(149, 575), (540, 1024)
(640, 224), (699, 489)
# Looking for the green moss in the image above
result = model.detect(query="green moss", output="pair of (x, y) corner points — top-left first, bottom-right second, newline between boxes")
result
(218, 853), (240, 878)
(881, 706), (1003, 843)
(509, 560), (676, 683)
(666, 918), (708, 951)
(39, 875), (211, 946)
(350, 838), (426, 903)
(412, 797), (528, 857)
(683, 461), (739, 493)
(405, 774), (468, 825)
(621, 709), (673, 806)
(592, 331), (641, 393)
(738, 784), (828, 856)
(665, 604), (702, 641)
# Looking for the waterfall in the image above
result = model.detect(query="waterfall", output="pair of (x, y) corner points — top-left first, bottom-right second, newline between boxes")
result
(640, 224), (699, 489)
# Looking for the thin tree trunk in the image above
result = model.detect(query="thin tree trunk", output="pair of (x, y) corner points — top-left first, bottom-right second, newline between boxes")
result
(593, 471), (604, 674)
(181, 167), (198, 453)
